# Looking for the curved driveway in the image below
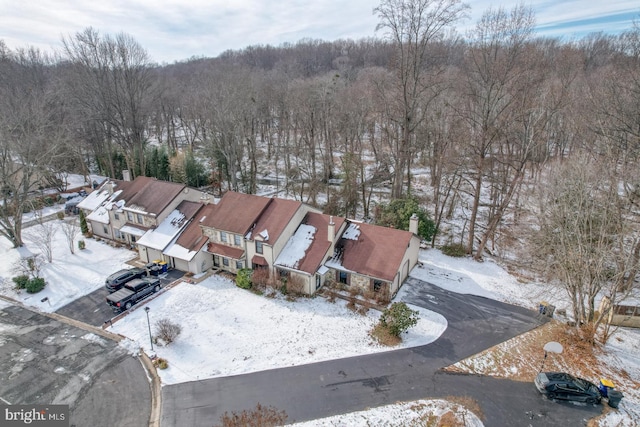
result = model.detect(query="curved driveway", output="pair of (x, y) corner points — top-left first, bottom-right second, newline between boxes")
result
(162, 277), (601, 426)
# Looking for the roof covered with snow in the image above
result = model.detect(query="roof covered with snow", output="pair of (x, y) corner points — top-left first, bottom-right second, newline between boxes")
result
(137, 201), (202, 251)
(274, 224), (316, 270)
(164, 203), (216, 261)
(276, 213), (346, 275)
(77, 185), (115, 211)
(84, 190), (123, 224)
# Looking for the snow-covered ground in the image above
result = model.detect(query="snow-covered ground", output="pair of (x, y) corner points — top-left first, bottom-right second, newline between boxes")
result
(1, 208), (638, 426)
(111, 275), (446, 384)
(0, 215), (136, 312)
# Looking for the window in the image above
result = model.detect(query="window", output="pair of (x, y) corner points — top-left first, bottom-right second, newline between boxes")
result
(315, 274), (321, 290)
(234, 234), (241, 246)
(339, 271), (348, 284)
(373, 280), (383, 292)
(222, 258), (229, 267)
(114, 212), (119, 220)
(137, 213), (143, 224)
(236, 260), (243, 269)
(127, 212), (133, 222)
(256, 240), (263, 254)
(131, 236), (136, 243)
(103, 225), (108, 234)
(220, 231), (227, 243)
(278, 269), (289, 278)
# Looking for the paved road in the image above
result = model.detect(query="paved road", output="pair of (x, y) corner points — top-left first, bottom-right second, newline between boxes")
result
(162, 277), (601, 426)
(0, 304), (150, 427)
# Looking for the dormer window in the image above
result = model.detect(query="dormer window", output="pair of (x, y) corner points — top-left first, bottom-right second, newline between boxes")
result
(127, 212), (133, 222)
(137, 213), (143, 224)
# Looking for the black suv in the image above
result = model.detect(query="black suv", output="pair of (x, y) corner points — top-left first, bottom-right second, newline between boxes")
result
(105, 267), (146, 292)
(535, 372), (602, 404)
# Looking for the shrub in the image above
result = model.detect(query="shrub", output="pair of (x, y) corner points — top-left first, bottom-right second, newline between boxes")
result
(370, 323), (401, 346)
(153, 357), (168, 369)
(251, 268), (271, 291)
(79, 210), (89, 235)
(235, 268), (253, 289)
(217, 403), (287, 427)
(285, 274), (305, 296)
(25, 277), (46, 294)
(12, 275), (30, 289)
(441, 243), (466, 258)
(78, 240), (86, 250)
(379, 302), (419, 337)
(57, 211), (65, 220)
(155, 318), (182, 344)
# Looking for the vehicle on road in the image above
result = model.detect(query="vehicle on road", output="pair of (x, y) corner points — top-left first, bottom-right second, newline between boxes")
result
(535, 372), (602, 404)
(106, 278), (161, 312)
(105, 268), (146, 292)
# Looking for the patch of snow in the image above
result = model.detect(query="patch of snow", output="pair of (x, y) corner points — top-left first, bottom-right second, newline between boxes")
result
(275, 224), (316, 269)
(137, 209), (186, 250)
(342, 222), (360, 240)
(291, 399), (483, 427)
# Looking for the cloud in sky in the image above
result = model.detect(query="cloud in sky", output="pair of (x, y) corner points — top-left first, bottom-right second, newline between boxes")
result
(0, 0), (638, 63)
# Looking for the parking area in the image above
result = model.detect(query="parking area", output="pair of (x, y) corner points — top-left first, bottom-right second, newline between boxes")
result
(56, 268), (185, 326)
(0, 304), (151, 427)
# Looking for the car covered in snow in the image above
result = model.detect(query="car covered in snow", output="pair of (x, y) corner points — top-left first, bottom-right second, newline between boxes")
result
(535, 372), (601, 404)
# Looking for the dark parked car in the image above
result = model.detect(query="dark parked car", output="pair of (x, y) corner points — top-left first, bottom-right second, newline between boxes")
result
(535, 372), (602, 404)
(105, 267), (146, 292)
(106, 277), (161, 312)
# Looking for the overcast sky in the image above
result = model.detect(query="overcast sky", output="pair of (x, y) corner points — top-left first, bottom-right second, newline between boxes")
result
(1, 0), (638, 64)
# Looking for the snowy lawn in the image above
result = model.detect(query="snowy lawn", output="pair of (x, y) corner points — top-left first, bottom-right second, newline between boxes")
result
(110, 276), (447, 385)
(411, 249), (567, 312)
(0, 214), (137, 312)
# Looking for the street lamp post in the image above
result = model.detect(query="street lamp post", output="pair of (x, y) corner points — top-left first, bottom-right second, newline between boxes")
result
(144, 306), (154, 351)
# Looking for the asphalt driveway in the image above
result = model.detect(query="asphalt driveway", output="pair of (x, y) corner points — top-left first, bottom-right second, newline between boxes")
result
(161, 277), (602, 426)
(56, 269), (184, 326)
(0, 304), (150, 427)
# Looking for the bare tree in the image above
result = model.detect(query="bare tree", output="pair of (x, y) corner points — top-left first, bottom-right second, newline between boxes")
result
(62, 27), (158, 178)
(28, 212), (58, 263)
(61, 217), (80, 254)
(532, 155), (639, 342)
(0, 46), (68, 247)
(374, 0), (468, 198)
(457, 4), (536, 256)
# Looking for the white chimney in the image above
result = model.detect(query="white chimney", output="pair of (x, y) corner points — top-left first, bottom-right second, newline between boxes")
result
(328, 216), (335, 243)
(122, 170), (131, 181)
(409, 213), (419, 235)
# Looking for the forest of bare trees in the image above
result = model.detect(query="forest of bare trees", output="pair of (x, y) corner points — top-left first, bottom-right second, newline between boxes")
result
(1, 1), (639, 335)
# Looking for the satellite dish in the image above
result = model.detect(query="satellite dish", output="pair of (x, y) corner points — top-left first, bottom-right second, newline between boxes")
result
(543, 341), (563, 354)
